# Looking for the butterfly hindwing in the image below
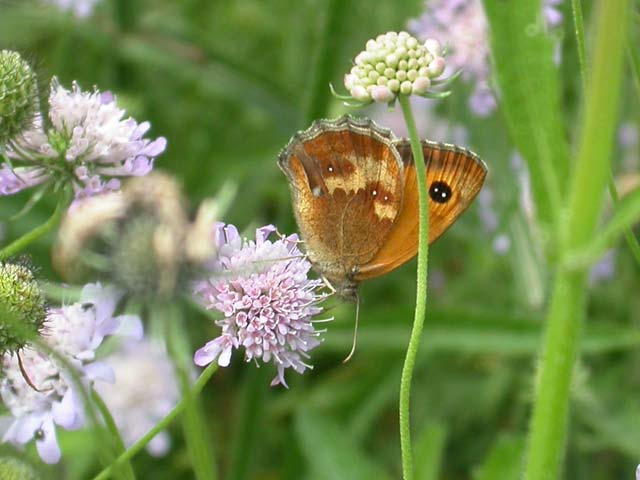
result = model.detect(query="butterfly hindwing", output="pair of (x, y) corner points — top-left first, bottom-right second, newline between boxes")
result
(355, 139), (487, 281)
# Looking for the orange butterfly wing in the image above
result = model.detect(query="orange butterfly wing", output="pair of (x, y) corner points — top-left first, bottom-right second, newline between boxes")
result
(354, 140), (487, 281)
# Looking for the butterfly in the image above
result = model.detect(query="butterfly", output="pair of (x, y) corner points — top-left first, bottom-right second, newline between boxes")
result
(278, 115), (487, 301)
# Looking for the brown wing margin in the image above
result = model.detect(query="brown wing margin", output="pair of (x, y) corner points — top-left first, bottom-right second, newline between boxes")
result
(354, 140), (487, 281)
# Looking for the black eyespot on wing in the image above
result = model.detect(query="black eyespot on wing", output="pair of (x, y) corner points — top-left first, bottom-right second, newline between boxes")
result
(429, 181), (451, 204)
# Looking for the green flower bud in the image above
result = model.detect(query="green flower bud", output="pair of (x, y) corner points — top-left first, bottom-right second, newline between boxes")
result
(0, 457), (42, 480)
(0, 262), (47, 355)
(341, 31), (451, 105)
(0, 51), (39, 145)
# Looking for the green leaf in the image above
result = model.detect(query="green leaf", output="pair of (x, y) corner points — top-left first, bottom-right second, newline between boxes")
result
(474, 434), (525, 480)
(564, 185), (640, 269)
(294, 409), (391, 480)
(482, 0), (571, 237)
(415, 422), (447, 480)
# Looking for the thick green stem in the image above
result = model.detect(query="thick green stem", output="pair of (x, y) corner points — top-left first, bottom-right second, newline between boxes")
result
(92, 361), (218, 480)
(0, 192), (69, 260)
(571, 0), (640, 268)
(524, 0), (630, 478)
(398, 95), (429, 480)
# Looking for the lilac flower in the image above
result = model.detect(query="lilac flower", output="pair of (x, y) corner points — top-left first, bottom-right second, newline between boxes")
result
(0, 283), (142, 463)
(409, 0), (564, 116)
(193, 223), (329, 388)
(94, 339), (179, 456)
(1, 79), (166, 205)
(46, 0), (102, 18)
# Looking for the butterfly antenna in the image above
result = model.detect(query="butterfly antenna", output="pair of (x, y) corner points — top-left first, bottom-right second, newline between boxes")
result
(342, 292), (360, 364)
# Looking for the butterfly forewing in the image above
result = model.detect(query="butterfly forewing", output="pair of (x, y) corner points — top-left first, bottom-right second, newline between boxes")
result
(355, 140), (487, 281)
(278, 117), (405, 285)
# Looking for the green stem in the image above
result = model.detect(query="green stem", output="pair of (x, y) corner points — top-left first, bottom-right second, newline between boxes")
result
(91, 389), (136, 480)
(304, 0), (342, 124)
(524, 1), (630, 478)
(608, 179), (640, 265)
(0, 192), (69, 260)
(571, 0), (587, 87)
(398, 95), (429, 480)
(92, 361), (219, 480)
(571, 0), (640, 268)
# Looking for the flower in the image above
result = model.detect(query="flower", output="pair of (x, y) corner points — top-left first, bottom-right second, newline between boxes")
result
(53, 172), (216, 299)
(193, 223), (329, 387)
(94, 339), (179, 456)
(0, 283), (142, 463)
(341, 31), (450, 106)
(409, 0), (564, 116)
(0, 50), (39, 145)
(46, 0), (102, 18)
(0, 262), (48, 355)
(0, 79), (166, 204)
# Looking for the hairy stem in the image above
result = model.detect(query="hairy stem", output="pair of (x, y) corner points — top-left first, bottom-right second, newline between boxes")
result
(398, 95), (429, 480)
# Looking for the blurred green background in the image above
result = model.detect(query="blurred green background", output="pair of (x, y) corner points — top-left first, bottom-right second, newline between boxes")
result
(0, 0), (639, 478)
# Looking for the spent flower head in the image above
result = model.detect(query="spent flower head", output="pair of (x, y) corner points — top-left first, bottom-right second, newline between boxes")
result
(0, 283), (142, 463)
(0, 262), (47, 355)
(53, 172), (214, 299)
(337, 31), (455, 107)
(94, 339), (179, 456)
(0, 79), (166, 205)
(0, 50), (39, 146)
(193, 223), (329, 387)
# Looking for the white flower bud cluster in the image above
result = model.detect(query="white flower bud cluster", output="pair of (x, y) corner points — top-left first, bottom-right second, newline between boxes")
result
(344, 31), (446, 104)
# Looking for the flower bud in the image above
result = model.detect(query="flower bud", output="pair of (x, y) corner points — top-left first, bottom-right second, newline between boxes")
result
(370, 85), (395, 103)
(342, 31), (448, 104)
(0, 50), (39, 144)
(0, 262), (47, 355)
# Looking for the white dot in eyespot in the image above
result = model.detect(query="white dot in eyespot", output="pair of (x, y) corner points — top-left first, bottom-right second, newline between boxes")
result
(384, 195), (389, 201)
(328, 166), (334, 172)
(372, 189), (377, 196)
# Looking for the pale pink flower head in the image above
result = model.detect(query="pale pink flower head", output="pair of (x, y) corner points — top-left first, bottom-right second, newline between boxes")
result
(1, 79), (166, 206)
(0, 283), (142, 463)
(193, 223), (329, 388)
(95, 339), (179, 456)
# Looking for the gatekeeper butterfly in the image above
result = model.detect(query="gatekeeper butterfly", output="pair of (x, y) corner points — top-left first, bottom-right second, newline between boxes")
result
(278, 116), (487, 301)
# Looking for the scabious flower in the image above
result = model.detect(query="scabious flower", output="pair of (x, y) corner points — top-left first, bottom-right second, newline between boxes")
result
(0, 283), (142, 463)
(0, 50), (39, 145)
(53, 172), (216, 299)
(0, 262), (48, 355)
(340, 31), (453, 106)
(193, 223), (329, 388)
(94, 339), (179, 456)
(0, 79), (166, 204)
(46, 0), (102, 18)
(409, 0), (564, 116)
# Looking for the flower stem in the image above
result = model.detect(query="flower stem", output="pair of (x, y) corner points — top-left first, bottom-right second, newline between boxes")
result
(91, 389), (136, 480)
(92, 361), (219, 480)
(571, 0), (640, 268)
(398, 94), (429, 480)
(524, 0), (630, 478)
(0, 191), (69, 261)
